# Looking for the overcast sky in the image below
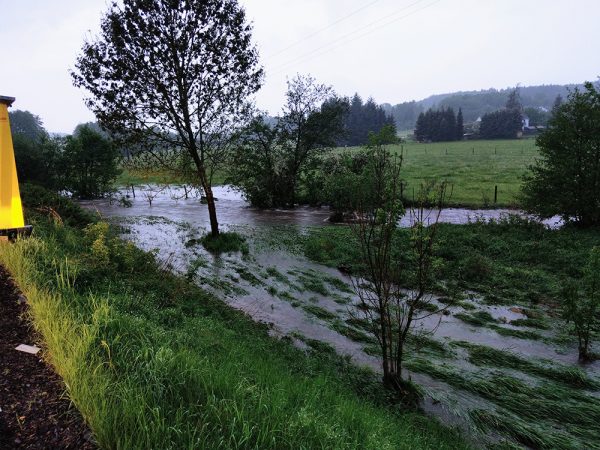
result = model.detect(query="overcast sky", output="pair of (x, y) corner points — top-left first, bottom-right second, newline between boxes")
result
(1, 0), (598, 133)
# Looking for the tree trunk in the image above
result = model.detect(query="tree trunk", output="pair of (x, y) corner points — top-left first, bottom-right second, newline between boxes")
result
(205, 185), (219, 237)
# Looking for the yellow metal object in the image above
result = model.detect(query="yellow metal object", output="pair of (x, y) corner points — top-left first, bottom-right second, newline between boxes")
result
(0, 96), (25, 230)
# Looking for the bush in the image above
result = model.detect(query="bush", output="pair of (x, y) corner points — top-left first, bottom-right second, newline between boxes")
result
(200, 232), (249, 255)
(21, 184), (96, 228)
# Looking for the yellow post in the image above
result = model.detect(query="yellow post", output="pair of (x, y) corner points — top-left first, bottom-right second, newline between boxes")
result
(0, 95), (29, 238)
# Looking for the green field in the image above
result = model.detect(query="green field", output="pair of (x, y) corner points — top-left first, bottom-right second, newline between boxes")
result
(344, 138), (539, 207)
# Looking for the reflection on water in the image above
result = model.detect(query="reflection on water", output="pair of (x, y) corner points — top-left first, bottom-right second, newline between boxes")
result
(80, 184), (563, 229)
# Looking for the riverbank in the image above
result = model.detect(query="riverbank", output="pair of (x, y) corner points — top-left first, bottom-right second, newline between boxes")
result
(0, 207), (469, 449)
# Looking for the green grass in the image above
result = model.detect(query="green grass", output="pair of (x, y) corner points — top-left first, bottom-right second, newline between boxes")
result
(0, 212), (470, 449)
(407, 358), (600, 449)
(201, 231), (249, 255)
(116, 167), (228, 187)
(340, 139), (539, 207)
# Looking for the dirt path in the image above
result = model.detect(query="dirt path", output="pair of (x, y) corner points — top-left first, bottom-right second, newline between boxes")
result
(0, 266), (96, 450)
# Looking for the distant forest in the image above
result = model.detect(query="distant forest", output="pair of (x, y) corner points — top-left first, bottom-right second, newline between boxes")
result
(381, 83), (583, 131)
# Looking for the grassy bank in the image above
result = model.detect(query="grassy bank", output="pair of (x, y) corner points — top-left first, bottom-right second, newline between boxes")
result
(0, 211), (469, 448)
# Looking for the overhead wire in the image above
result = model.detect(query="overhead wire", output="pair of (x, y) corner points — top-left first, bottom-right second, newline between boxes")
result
(269, 0), (442, 76)
(265, 0), (381, 60)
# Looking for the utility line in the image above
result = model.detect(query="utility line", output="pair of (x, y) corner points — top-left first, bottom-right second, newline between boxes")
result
(266, 0), (381, 60)
(269, 0), (441, 76)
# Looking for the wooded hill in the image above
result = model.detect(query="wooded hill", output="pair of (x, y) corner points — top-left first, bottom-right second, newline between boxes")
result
(382, 83), (583, 130)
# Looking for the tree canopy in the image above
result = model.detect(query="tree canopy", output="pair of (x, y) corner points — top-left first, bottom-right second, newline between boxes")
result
(521, 82), (600, 227)
(72, 0), (263, 235)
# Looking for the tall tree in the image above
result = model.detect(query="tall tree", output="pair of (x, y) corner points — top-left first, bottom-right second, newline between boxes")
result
(229, 75), (346, 208)
(456, 108), (464, 140)
(62, 125), (121, 199)
(72, 0), (263, 236)
(9, 110), (47, 142)
(521, 82), (600, 227)
(506, 87), (523, 113)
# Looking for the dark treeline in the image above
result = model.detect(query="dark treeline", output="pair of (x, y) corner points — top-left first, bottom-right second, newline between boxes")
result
(478, 89), (525, 139)
(414, 107), (463, 142)
(337, 94), (396, 146)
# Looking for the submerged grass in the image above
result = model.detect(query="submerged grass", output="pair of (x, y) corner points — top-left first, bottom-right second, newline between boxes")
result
(407, 358), (600, 449)
(0, 212), (470, 449)
(454, 341), (598, 389)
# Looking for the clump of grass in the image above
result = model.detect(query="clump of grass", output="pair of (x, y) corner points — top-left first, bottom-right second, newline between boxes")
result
(331, 321), (377, 345)
(278, 291), (295, 302)
(407, 358), (600, 449)
(490, 325), (543, 341)
(510, 317), (549, 330)
(297, 274), (329, 296)
(234, 266), (263, 286)
(470, 409), (575, 450)
(267, 286), (277, 296)
(201, 231), (249, 255)
(265, 266), (288, 283)
(455, 342), (598, 389)
(454, 311), (496, 326)
(302, 304), (336, 321)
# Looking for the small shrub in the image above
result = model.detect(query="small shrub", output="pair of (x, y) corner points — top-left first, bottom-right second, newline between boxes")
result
(200, 232), (249, 255)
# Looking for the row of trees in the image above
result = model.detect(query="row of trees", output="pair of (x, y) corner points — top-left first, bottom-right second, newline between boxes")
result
(414, 107), (463, 142)
(338, 94), (396, 146)
(10, 110), (120, 198)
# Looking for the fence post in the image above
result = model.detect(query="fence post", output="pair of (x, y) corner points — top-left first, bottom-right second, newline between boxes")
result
(494, 185), (498, 204)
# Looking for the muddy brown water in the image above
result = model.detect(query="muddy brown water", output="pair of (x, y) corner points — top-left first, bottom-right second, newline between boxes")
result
(80, 185), (595, 444)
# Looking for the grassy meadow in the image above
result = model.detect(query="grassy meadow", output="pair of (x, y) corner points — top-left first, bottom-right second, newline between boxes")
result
(341, 138), (539, 207)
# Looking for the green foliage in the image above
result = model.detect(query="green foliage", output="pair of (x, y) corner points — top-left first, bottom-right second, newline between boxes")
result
(521, 81), (600, 227)
(62, 125), (121, 199)
(13, 133), (63, 190)
(0, 212), (469, 450)
(479, 109), (522, 139)
(415, 107), (462, 142)
(201, 231), (249, 255)
(337, 94), (396, 146)
(562, 246), (600, 361)
(9, 109), (47, 142)
(21, 183), (96, 228)
(229, 75), (346, 208)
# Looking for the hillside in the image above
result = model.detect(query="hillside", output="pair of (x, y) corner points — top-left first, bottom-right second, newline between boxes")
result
(382, 83), (584, 130)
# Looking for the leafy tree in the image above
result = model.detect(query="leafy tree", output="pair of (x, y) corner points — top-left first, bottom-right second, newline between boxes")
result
(523, 107), (549, 127)
(414, 107), (459, 142)
(505, 87), (523, 113)
(562, 247), (600, 361)
(229, 75), (346, 208)
(72, 0), (263, 236)
(342, 128), (446, 390)
(9, 110), (47, 142)
(62, 125), (121, 199)
(13, 134), (63, 190)
(521, 82), (600, 227)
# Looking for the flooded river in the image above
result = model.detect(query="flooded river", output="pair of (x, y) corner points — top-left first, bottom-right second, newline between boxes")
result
(80, 185), (596, 448)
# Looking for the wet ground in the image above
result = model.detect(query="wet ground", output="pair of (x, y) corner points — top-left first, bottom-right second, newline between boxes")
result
(81, 185), (598, 449)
